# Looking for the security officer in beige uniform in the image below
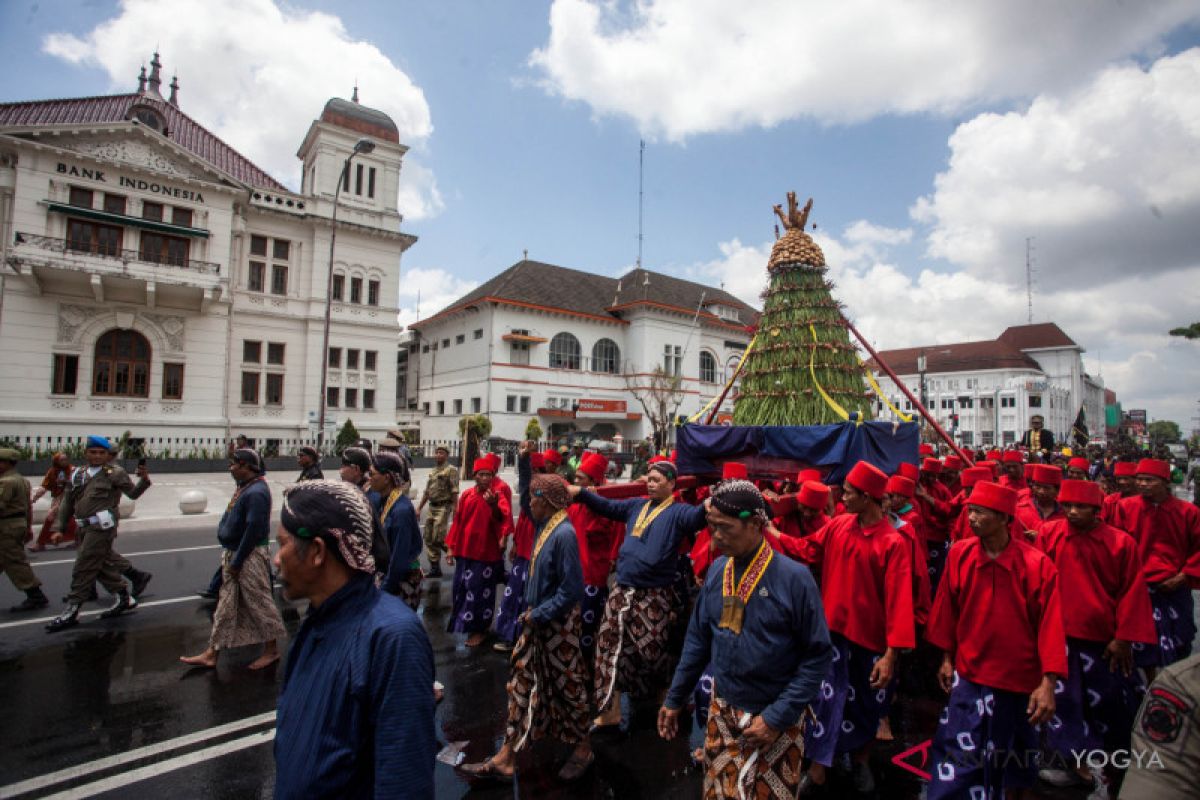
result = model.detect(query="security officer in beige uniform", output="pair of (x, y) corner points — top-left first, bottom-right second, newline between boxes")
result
(1121, 652), (1200, 799)
(46, 435), (152, 632)
(416, 445), (458, 578)
(0, 448), (50, 612)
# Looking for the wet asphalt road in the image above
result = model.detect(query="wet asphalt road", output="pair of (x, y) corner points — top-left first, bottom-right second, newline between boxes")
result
(0, 520), (1142, 799)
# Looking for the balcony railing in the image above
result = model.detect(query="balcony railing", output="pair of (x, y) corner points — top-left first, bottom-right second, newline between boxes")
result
(13, 232), (221, 275)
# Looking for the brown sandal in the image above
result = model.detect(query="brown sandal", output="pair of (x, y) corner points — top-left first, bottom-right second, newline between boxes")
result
(458, 759), (514, 783)
(558, 751), (594, 781)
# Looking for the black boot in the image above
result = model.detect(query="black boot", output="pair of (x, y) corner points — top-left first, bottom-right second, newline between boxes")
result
(125, 569), (153, 599)
(99, 590), (137, 619)
(10, 587), (49, 612)
(45, 603), (81, 632)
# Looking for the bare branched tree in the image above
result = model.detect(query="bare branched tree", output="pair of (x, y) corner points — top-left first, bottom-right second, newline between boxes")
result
(624, 364), (684, 453)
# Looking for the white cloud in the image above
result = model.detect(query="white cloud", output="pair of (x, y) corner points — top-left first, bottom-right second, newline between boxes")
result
(43, 0), (440, 215)
(396, 267), (479, 328)
(396, 161), (445, 222)
(912, 48), (1200, 284)
(681, 224), (1200, 428)
(530, 0), (1200, 139)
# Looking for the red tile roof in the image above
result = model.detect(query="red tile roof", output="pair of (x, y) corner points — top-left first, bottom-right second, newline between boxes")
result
(870, 339), (1043, 375)
(997, 323), (1079, 351)
(0, 94), (286, 191)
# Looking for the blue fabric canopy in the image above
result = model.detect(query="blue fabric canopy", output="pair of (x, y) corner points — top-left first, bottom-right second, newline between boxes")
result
(676, 421), (920, 485)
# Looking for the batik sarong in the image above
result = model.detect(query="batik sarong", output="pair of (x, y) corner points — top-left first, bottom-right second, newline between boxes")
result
(502, 605), (591, 751)
(593, 584), (678, 711)
(210, 547), (285, 650)
(1132, 585), (1196, 668)
(446, 557), (503, 635)
(703, 693), (808, 800)
(493, 555), (529, 644)
(803, 632), (893, 767)
(1046, 637), (1145, 756)
(926, 674), (1038, 800)
(394, 566), (424, 612)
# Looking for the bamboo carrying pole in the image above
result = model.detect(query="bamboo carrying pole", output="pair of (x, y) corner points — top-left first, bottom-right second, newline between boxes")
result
(844, 320), (975, 466)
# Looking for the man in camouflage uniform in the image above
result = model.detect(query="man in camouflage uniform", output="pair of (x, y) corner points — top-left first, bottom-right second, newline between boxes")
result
(416, 445), (458, 578)
(46, 435), (153, 632)
(1121, 652), (1200, 799)
(0, 448), (49, 612)
(629, 442), (650, 481)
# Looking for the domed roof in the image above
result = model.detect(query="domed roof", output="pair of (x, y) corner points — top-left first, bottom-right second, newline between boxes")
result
(320, 97), (399, 143)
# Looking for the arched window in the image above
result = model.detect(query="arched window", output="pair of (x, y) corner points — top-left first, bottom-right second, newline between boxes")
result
(699, 351), (717, 383)
(93, 329), (151, 397)
(591, 338), (621, 374)
(549, 333), (581, 370)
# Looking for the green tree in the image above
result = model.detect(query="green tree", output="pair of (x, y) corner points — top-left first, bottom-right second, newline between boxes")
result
(734, 194), (873, 426)
(1168, 322), (1200, 340)
(458, 414), (492, 477)
(525, 417), (543, 442)
(1148, 419), (1182, 443)
(335, 418), (360, 453)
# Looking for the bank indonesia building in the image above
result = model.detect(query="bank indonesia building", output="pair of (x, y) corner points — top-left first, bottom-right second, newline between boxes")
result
(0, 56), (415, 454)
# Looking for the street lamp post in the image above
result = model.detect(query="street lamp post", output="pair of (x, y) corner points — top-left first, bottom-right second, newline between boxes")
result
(317, 138), (375, 450)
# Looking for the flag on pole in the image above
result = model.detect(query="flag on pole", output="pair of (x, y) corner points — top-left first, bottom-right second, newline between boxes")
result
(1072, 406), (1089, 447)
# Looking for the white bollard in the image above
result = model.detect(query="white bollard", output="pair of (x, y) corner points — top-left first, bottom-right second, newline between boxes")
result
(178, 490), (208, 515)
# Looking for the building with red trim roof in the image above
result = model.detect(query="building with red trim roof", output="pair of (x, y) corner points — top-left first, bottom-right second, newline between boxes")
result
(0, 55), (417, 452)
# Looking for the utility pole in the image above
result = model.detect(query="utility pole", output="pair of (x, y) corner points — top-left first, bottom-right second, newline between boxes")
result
(1025, 236), (1035, 324)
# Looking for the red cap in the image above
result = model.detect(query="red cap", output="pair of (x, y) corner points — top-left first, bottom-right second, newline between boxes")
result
(529, 452), (545, 470)
(648, 454), (669, 465)
(722, 462), (748, 481)
(1059, 479), (1103, 507)
(943, 455), (964, 471)
(969, 481), (1018, 516)
(1067, 457), (1090, 472)
(897, 462), (920, 481)
(797, 468), (823, 484)
(886, 475), (916, 499)
(987, 449), (1003, 460)
(798, 481), (831, 510)
(1113, 462), (1137, 477)
(919, 443), (935, 457)
(1136, 458), (1171, 481)
(578, 451), (608, 484)
(542, 449), (562, 466)
(1029, 464), (1062, 486)
(921, 457), (942, 474)
(483, 452), (502, 473)
(981, 460), (1000, 477)
(961, 466), (992, 488)
(847, 461), (888, 499)
(1002, 450), (1024, 464)
(472, 457), (493, 474)
(1022, 463), (1034, 480)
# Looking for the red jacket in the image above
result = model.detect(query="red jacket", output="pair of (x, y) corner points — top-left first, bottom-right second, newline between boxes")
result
(446, 486), (510, 562)
(927, 534), (1068, 694)
(1014, 497), (1064, 537)
(1115, 494), (1200, 588)
(1037, 519), (1156, 645)
(891, 508), (932, 627)
(916, 479), (954, 542)
(791, 513), (916, 652)
(568, 502), (625, 586)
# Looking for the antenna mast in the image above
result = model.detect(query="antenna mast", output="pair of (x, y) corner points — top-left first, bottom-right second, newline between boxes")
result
(637, 139), (645, 269)
(1025, 236), (1035, 324)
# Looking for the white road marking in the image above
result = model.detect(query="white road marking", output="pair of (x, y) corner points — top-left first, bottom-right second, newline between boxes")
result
(0, 712), (277, 798)
(38, 729), (277, 800)
(0, 595), (203, 631)
(31, 544), (224, 567)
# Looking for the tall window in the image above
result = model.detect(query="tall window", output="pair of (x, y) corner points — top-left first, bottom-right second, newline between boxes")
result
(67, 219), (122, 257)
(271, 264), (288, 295)
(364, 350), (377, 371)
(347, 349), (360, 370)
(241, 372), (260, 404)
(699, 351), (717, 383)
(248, 234), (291, 295)
(52, 354), (79, 394)
(368, 279), (380, 306)
(265, 373), (284, 406)
(267, 342), (285, 365)
(663, 344), (682, 377)
(243, 340), (262, 363)
(332, 274), (345, 301)
(140, 232), (190, 266)
(248, 262), (265, 292)
(162, 363), (184, 399)
(92, 329), (150, 397)
(350, 277), (362, 304)
(549, 333), (581, 370)
(363, 389), (375, 410)
(368, 167), (376, 199)
(328, 347), (342, 368)
(326, 387), (339, 408)
(591, 338), (620, 374)
(345, 388), (359, 409)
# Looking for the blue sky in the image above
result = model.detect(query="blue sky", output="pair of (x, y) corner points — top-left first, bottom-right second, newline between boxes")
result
(3, 1), (1199, 430)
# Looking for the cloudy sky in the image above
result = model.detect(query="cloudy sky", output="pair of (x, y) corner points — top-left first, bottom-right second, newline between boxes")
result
(3, 0), (1198, 429)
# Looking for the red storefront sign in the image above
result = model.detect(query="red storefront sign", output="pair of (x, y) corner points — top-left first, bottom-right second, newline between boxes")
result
(576, 399), (627, 419)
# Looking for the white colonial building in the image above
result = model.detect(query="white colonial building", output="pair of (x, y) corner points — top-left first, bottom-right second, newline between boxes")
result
(0, 55), (415, 455)
(406, 260), (758, 443)
(869, 323), (1106, 448)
